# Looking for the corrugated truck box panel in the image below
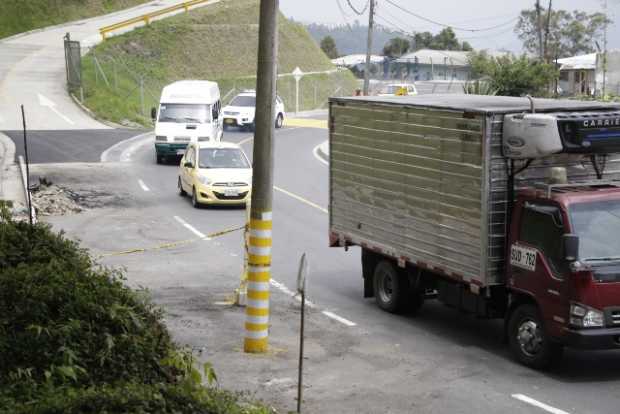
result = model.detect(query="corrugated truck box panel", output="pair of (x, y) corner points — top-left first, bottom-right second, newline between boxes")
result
(329, 95), (620, 287)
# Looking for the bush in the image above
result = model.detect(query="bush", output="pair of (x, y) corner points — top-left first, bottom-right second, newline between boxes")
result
(0, 210), (270, 413)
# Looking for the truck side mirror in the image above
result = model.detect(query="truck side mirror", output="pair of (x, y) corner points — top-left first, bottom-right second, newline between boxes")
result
(563, 234), (579, 262)
(151, 107), (157, 121)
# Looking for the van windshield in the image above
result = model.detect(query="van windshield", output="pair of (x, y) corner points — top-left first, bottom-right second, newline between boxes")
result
(158, 103), (211, 123)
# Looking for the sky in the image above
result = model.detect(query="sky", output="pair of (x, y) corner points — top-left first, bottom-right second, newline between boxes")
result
(279, 0), (620, 54)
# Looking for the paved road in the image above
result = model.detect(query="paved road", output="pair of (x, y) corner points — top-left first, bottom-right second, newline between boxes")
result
(3, 129), (144, 163)
(35, 125), (620, 414)
(0, 0), (217, 131)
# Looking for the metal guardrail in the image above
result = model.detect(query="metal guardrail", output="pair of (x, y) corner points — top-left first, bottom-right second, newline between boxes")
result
(99, 0), (212, 39)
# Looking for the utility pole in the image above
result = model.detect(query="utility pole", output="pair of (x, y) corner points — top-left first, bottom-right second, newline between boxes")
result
(543, 0), (552, 63)
(363, 0), (376, 96)
(603, 0), (608, 96)
(535, 0), (544, 61)
(244, 0), (278, 354)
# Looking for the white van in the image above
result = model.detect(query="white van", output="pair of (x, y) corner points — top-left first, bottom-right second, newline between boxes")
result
(152, 80), (223, 164)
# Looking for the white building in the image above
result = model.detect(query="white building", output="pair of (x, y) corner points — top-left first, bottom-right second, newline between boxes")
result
(558, 51), (620, 97)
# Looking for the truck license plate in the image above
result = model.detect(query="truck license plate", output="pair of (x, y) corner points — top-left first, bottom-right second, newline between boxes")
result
(176, 149), (186, 155)
(510, 244), (537, 272)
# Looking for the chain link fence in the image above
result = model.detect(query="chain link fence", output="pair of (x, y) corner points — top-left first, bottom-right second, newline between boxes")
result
(77, 46), (357, 127)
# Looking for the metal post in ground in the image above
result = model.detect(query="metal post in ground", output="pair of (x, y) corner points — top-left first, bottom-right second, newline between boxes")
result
(296, 253), (308, 413)
(244, 0), (279, 354)
(140, 77), (146, 117)
(20, 105), (33, 226)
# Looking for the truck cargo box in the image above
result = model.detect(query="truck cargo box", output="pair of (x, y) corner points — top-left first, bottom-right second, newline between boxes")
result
(328, 95), (620, 287)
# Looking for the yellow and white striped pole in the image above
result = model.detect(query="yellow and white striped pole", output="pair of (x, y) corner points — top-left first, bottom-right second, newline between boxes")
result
(244, 212), (272, 352)
(244, 0), (278, 353)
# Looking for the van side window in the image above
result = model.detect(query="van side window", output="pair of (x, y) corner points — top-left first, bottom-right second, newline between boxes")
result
(519, 205), (566, 276)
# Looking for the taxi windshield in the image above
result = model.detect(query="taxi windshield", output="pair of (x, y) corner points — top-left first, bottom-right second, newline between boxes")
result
(199, 148), (250, 169)
(570, 199), (620, 261)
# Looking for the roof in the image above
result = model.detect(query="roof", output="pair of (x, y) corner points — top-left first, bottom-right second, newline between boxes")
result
(557, 53), (597, 70)
(161, 80), (220, 103)
(331, 54), (385, 66)
(395, 49), (470, 67)
(330, 94), (620, 115)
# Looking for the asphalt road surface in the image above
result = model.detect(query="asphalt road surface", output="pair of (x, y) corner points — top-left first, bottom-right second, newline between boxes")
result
(3, 129), (144, 163)
(34, 125), (620, 414)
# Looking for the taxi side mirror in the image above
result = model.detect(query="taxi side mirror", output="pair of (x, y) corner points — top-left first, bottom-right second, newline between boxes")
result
(563, 234), (579, 262)
(184, 161), (193, 168)
(151, 107), (157, 121)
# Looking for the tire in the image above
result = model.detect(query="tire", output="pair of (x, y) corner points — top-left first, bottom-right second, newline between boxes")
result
(223, 124), (229, 131)
(178, 177), (186, 196)
(249, 121), (255, 132)
(275, 113), (284, 129)
(191, 187), (201, 209)
(373, 260), (410, 314)
(508, 304), (563, 369)
(156, 154), (163, 164)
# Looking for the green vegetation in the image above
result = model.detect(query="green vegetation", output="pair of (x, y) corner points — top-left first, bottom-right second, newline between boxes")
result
(468, 51), (558, 97)
(80, 0), (357, 126)
(0, 209), (271, 414)
(0, 0), (149, 39)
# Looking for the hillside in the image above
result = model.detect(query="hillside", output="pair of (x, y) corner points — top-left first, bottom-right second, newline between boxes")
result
(0, 0), (149, 39)
(81, 0), (357, 125)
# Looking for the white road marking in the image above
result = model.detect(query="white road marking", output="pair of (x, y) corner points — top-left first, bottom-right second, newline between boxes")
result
(121, 136), (152, 162)
(173, 216), (210, 240)
(101, 131), (152, 162)
(37, 93), (75, 125)
(270, 279), (316, 309)
(313, 143), (328, 166)
(511, 394), (571, 414)
(138, 179), (150, 192)
(322, 310), (357, 327)
(274, 185), (328, 214)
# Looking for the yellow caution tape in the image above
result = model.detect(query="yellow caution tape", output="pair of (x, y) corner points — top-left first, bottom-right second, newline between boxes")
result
(98, 224), (246, 258)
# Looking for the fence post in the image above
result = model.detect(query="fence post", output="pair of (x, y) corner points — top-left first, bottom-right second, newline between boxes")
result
(140, 77), (146, 117)
(113, 60), (118, 91)
(94, 55), (99, 85)
(314, 82), (317, 109)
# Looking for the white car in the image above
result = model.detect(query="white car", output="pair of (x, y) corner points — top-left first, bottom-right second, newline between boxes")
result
(222, 90), (285, 131)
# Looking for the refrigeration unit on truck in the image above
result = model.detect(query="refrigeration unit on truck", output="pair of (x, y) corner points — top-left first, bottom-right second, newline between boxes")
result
(328, 94), (620, 368)
(152, 80), (223, 164)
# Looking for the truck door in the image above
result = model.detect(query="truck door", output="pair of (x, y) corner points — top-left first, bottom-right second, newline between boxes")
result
(510, 203), (570, 339)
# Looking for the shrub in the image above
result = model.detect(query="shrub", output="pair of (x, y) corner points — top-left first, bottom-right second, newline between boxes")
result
(0, 209), (270, 413)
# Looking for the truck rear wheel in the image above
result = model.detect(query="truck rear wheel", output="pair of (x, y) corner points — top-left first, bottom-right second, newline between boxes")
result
(373, 260), (410, 314)
(508, 304), (563, 369)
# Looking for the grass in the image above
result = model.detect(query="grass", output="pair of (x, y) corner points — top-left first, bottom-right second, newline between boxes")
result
(80, 0), (358, 126)
(0, 0), (150, 39)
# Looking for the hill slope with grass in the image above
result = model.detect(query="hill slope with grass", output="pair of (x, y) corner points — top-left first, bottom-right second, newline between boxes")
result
(80, 0), (357, 125)
(0, 0), (149, 39)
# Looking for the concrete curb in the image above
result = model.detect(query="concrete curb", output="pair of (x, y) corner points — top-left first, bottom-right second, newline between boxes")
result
(17, 155), (37, 224)
(316, 140), (329, 164)
(0, 132), (30, 220)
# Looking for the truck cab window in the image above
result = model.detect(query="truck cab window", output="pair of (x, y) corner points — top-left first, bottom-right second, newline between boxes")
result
(519, 205), (566, 276)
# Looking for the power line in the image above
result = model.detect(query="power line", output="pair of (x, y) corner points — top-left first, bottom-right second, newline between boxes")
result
(346, 0), (370, 16)
(384, 0), (519, 32)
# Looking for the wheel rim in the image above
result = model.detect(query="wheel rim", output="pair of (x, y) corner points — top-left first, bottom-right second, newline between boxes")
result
(517, 319), (544, 357)
(377, 269), (394, 304)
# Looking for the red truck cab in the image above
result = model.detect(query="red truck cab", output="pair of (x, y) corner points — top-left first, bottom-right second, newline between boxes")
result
(507, 184), (620, 367)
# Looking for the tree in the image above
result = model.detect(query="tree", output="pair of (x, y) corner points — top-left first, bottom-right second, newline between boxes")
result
(383, 37), (410, 58)
(412, 28), (473, 51)
(515, 6), (610, 60)
(320, 36), (339, 59)
(468, 51), (558, 97)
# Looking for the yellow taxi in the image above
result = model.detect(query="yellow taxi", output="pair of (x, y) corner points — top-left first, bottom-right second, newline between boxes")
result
(178, 141), (252, 207)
